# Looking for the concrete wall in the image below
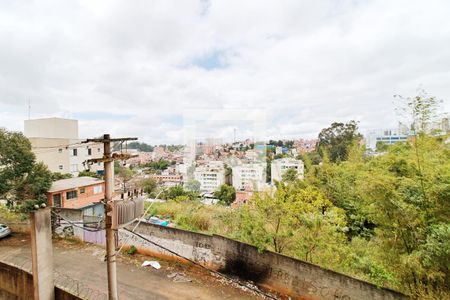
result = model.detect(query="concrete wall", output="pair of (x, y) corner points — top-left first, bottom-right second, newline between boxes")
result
(0, 261), (81, 300)
(30, 208), (55, 300)
(2, 221), (30, 233)
(120, 222), (408, 300)
(25, 118), (78, 139)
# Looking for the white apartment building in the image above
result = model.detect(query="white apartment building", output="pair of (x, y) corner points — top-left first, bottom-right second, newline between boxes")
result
(193, 161), (225, 192)
(365, 128), (409, 150)
(271, 158), (304, 184)
(24, 118), (104, 176)
(232, 163), (266, 191)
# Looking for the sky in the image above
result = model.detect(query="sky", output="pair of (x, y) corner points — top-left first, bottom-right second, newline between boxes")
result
(0, 0), (449, 144)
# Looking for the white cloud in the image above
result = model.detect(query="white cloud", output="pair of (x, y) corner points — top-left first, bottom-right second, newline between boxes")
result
(0, 0), (449, 144)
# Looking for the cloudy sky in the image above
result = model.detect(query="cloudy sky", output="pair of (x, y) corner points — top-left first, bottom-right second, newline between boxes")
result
(0, 0), (449, 144)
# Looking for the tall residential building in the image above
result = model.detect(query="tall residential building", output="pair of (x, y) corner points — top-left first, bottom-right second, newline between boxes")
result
(232, 163), (265, 192)
(271, 158), (304, 184)
(24, 117), (104, 176)
(193, 161), (225, 192)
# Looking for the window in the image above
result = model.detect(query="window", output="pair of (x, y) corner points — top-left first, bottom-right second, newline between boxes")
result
(88, 148), (92, 156)
(70, 164), (78, 172)
(66, 191), (77, 199)
(80, 188), (85, 194)
(94, 185), (103, 194)
(72, 148), (78, 156)
(53, 194), (61, 207)
(97, 148), (101, 153)
(58, 148), (63, 153)
(59, 165), (63, 170)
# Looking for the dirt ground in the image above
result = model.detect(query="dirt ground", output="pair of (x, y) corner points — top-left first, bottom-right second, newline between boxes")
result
(0, 232), (273, 300)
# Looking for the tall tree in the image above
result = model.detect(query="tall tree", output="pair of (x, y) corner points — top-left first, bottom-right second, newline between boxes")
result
(317, 121), (362, 163)
(0, 129), (52, 206)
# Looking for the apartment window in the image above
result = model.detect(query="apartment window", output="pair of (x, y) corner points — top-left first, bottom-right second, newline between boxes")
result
(80, 188), (85, 194)
(93, 185), (103, 194)
(59, 165), (63, 170)
(58, 148), (63, 153)
(98, 148), (101, 153)
(72, 148), (78, 156)
(66, 191), (77, 199)
(88, 148), (92, 156)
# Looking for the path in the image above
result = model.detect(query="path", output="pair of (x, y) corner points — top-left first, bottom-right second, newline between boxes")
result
(0, 233), (265, 300)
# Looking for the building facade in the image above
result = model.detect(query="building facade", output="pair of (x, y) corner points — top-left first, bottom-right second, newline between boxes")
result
(232, 163), (265, 191)
(47, 177), (105, 210)
(365, 128), (409, 150)
(193, 161), (225, 192)
(24, 118), (104, 176)
(271, 158), (304, 183)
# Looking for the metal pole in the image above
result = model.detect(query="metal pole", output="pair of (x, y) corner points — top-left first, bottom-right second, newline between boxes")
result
(104, 134), (118, 300)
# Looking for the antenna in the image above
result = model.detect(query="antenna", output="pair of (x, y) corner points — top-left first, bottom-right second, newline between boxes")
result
(28, 99), (31, 120)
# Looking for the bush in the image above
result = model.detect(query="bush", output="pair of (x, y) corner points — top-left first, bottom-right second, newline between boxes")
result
(128, 245), (137, 255)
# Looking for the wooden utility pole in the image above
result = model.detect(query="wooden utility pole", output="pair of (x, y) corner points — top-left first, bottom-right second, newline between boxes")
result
(84, 134), (137, 300)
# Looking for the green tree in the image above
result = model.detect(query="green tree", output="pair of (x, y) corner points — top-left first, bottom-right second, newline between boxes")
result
(214, 184), (236, 205)
(357, 135), (450, 295)
(51, 172), (73, 181)
(117, 167), (135, 192)
(165, 185), (183, 200)
(185, 179), (201, 192)
(16, 162), (52, 202)
(145, 159), (170, 172)
(139, 178), (158, 195)
(0, 129), (52, 206)
(317, 121), (362, 163)
(234, 183), (346, 256)
(78, 170), (100, 178)
(281, 168), (298, 183)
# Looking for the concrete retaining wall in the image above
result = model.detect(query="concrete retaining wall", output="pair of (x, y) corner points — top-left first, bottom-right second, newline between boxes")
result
(0, 261), (81, 300)
(120, 222), (408, 300)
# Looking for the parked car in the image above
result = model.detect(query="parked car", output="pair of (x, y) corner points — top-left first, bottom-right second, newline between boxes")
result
(0, 224), (11, 239)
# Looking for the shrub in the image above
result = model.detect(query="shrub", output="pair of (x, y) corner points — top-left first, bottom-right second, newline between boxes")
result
(128, 245), (137, 255)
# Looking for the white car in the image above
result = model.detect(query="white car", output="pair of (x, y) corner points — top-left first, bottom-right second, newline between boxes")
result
(0, 224), (11, 239)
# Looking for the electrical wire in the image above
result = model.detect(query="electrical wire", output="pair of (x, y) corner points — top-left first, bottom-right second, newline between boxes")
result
(115, 188), (168, 255)
(51, 211), (104, 232)
(123, 228), (278, 300)
(32, 141), (88, 149)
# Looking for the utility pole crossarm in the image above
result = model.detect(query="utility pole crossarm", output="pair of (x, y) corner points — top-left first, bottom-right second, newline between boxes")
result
(82, 137), (138, 143)
(85, 153), (138, 164)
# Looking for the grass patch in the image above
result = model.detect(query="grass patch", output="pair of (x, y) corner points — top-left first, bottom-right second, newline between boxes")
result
(146, 201), (231, 233)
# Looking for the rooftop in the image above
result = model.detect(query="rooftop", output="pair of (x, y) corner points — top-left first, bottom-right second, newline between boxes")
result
(49, 176), (104, 192)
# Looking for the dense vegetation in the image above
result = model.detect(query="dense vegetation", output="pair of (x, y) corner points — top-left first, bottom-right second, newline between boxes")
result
(149, 93), (449, 298)
(150, 133), (449, 298)
(0, 129), (52, 211)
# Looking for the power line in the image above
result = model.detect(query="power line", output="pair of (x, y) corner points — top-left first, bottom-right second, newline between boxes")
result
(123, 228), (278, 300)
(32, 141), (95, 149)
(51, 211), (104, 232)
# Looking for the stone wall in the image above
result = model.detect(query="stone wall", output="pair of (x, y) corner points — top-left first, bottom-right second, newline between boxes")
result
(120, 222), (409, 300)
